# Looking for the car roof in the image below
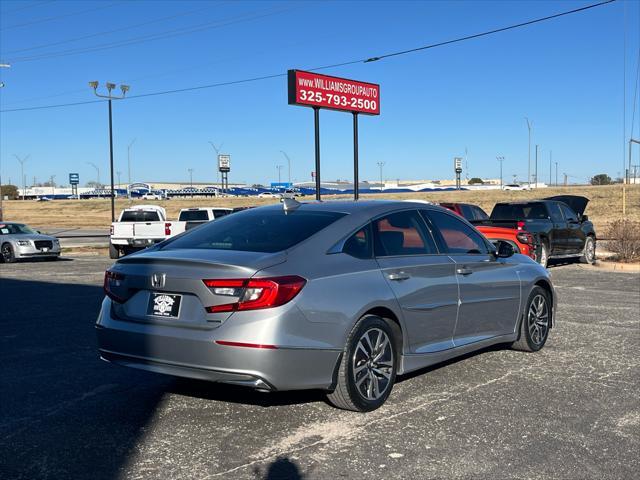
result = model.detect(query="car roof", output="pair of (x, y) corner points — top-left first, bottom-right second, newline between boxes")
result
(257, 199), (446, 216)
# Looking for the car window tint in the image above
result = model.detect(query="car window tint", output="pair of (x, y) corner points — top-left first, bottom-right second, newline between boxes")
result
(164, 209), (346, 253)
(179, 210), (209, 221)
(547, 203), (564, 222)
(560, 204), (578, 221)
(459, 205), (475, 221)
(426, 210), (489, 255)
(212, 210), (231, 217)
(343, 224), (373, 259)
(491, 203), (547, 220)
(373, 210), (436, 257)
(472, 206), (489, 220)
(120, 211), (161, 222)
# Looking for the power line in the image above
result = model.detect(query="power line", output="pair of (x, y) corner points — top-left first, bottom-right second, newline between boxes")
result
(0, 1), (123, 31)
(1, 4), (217, 55)
(0, 0), (617, 113)
(4, 5), (296, 63)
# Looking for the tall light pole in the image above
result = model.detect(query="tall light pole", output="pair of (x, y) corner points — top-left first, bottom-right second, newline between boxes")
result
(188, 168), (194, 197)
(0, 65), (9, 217)
(555, 162), (558, 187)
(525, 117), (532, 188)
(127, 138), (136, 191)
(50, 175), (56, 197)
(117, 171), (122, 188)
(549, 150), (552, 186)
(377, 161), (385, 191)
(89, 81), (130, 222)
(496, 156), (504, 189)
(208, 141), (223, 188)
(86, 162), (100, 193)
(280, 151), (292, 185)
(276, 165), (284, 184)
(14, 154), (29, 200)
(534, 144), (539, 188)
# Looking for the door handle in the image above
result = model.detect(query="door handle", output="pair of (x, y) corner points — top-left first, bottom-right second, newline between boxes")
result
(388, 272), (410, 281)
(456, 267), (473, 276)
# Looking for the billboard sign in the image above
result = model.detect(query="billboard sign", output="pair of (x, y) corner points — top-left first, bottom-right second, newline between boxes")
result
(218, 154), (231, 172)
(288, 70), (380, 115)
(69, 173), (80, 185)
(454, 158), (462, 173)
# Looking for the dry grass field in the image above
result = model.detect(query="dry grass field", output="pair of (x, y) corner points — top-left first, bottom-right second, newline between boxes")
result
(2, 185), (639, 233)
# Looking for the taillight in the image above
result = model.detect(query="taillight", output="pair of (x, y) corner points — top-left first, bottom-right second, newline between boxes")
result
(204, 276), (306, 313)
(104, 270), (126, 303)
(516, 221), (525, 231)
(516, 232), (534, 244)
(110, 225), (114, 235)
(165, 223), (171, 235)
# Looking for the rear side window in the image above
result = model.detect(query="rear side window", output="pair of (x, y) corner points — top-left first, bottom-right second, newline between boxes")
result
(164, 208), (346, 253)
(343, 224), (373, 259)
(471, 206), (489, 220)
(179, 210), (209, 221)
(559, 204), (578, 222)
(373, 210), (437, 257)
(491, 203), (548, 220)
(459, 204), (475, 221)
(547, 203), (564, 223)
(425, 210), (489, 255)
(120, 211), (160, 222)
(212, 209), (231, 218)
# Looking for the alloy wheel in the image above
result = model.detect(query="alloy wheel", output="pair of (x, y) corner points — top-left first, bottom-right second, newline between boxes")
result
(352, 328), (394, 401)
(528, 294), (549, 345)
(1, 244), (11, 262)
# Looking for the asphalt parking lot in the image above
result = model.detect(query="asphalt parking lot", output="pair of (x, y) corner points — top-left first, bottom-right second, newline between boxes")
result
(1, 256), (638, 480)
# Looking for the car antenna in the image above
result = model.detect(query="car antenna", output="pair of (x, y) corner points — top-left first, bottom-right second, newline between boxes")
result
(282, 197), (301, 213)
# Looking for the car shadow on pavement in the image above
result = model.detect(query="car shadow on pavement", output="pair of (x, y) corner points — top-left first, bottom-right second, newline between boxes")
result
(253, 456), (306, 479)
(0, 278), (169, 480)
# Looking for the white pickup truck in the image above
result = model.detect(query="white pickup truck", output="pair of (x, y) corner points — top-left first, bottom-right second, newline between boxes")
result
(178, 207), (233, 230)
(109, 205), (186, 258)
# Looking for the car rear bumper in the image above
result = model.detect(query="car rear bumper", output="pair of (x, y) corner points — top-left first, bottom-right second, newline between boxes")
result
(95, 299), (341, 391)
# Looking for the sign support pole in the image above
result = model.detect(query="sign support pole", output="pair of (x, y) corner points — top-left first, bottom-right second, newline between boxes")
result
(108, 99), (116, 222)
(314, 107), (321, 201)
(353, 112), (359, 201)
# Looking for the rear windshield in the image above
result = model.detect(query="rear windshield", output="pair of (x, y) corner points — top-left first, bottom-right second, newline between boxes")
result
(490, 203), (548, 220)
(179, 210), (209, 222)
(120, 211), (161, 222)
(163, 208), (346, 253)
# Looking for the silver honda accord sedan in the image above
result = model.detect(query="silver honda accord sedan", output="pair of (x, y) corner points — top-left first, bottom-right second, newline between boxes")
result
(96, 200), (555, 412)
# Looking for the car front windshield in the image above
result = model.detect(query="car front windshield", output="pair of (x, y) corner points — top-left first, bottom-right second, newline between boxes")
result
(0, 223), (38, 235)
(163, 208), (346, 253)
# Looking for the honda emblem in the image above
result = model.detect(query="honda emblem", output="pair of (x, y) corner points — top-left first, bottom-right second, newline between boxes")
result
(151, 273), (166, 289)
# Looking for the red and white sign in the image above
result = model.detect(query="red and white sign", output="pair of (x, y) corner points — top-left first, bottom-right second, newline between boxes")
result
(288, 70), (380, 115)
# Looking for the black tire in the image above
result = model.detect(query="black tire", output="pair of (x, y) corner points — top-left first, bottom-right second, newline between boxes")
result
(109, 243), (120, 259)
(511, 286), (551, 352)
(327, 315), (397, 412)
(537, 241), (549, 268)
(1, 242), (16, 263)
(579, 236), (596, 264)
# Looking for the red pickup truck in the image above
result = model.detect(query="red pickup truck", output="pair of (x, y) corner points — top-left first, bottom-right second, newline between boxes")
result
(439, 202), (538, 262)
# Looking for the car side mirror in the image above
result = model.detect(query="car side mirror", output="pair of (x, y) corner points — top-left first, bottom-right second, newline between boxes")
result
(495, 240), (515, 258)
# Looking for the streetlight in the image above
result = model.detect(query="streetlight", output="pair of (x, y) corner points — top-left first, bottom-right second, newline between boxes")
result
(0, 63), (10, 89)
(555, 162), (558, 187)
(127, 138), (136, 192)
(496, 156), (505, 189)
(549, 150), (552, 187)
(276, 165), (284, 184)
(86, 162), (100, 197)
(208, 141), (223, 189)
(50, 175), (56, 197)
(188, 168), (194, 198)
(14, 154), (29, 200)
(117, 171), (122, 188)
(280, 151), (292, 185)
(377, 162), (385, 191)
(525, 117), (532, 188)
(89, 80), (130, 222)
(534, 144), (539, 188)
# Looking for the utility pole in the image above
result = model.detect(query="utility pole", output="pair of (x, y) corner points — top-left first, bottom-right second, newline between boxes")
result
(117, 171), (122, 188)
(525, 117), (532, 188)
(127, 138), (136, 192)
(50, 175), (56, 197)
(188, 168), (194, 197)
(280, 151), (292, 185)
(534, 144), (539, 188)
(89, 81), (130, 222)
(14, 154), (30, 200)
(86, 162), (100, 186)
(496, 156), (504, 189)
(377, 162), (385, 191)
(555, 162), (558, 187)
(549, 150), (552, 187)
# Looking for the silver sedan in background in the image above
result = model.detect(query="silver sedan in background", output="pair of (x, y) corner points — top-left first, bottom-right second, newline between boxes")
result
(97, 200), (555, 412)
(0, 222), (61, 263)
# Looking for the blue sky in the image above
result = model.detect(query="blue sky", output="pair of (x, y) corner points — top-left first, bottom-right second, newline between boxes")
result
(1, 0), (638, 187)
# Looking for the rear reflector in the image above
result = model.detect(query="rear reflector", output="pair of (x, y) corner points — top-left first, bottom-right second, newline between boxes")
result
(215, 340), (278, 349)
(204, 275), (306, 313)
